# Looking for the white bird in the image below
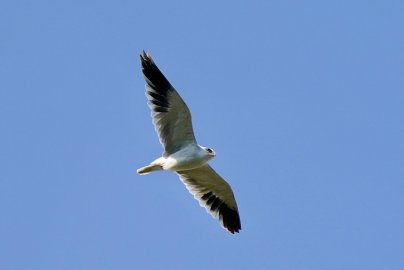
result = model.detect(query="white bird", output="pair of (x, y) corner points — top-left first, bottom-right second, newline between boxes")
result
(137, 51), (241, 234)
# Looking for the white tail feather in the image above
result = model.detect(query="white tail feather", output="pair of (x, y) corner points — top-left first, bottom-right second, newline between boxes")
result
(137, 164), (162, 175)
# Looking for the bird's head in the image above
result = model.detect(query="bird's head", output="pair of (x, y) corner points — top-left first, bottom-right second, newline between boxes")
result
(203, 147), (216, 157)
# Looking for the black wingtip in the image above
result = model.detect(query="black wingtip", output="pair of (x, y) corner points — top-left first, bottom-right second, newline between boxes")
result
(139, 51), (173, 92)
(201, 191), (241, 234)
(139, 50), (154, 71)
(139, 50), (153, 65)
(219, 203), (241, 234)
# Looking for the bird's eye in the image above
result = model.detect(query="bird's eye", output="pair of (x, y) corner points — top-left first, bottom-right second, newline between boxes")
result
(206, 148), (213, 153)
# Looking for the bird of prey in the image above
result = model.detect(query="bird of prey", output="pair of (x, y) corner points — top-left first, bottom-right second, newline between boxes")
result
(137, 51), (241, 234)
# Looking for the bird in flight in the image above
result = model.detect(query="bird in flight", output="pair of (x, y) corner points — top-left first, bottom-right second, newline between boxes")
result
(137, 51), (241, 234)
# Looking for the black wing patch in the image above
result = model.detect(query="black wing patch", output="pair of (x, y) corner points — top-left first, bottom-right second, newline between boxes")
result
(201, 191), (241, 234)
(140, 51), (172, 113)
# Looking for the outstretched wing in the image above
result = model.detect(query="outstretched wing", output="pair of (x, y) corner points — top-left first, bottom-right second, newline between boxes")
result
(140, 51), (197, 156)
(177, 165), (241, 234)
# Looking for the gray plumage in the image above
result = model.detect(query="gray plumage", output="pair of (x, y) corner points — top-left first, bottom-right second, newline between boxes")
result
(138, 51), (241, 234)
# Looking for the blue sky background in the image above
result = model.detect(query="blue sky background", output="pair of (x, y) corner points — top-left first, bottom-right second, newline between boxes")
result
(1, 0), (403, 269)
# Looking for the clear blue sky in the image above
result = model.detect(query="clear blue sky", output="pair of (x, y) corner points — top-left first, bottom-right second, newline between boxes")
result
(1, 0), (403, 269)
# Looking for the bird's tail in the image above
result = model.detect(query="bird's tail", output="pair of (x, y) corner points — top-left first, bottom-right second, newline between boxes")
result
(137, 164), (162, 175)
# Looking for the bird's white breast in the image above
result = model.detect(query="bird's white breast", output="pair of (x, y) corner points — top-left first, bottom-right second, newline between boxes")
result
(162, 144), (212, 171)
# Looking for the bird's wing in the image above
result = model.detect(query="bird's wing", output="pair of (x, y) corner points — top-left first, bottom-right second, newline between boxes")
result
(140, 51), (197, 156)
(176, 165), (241, 234)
